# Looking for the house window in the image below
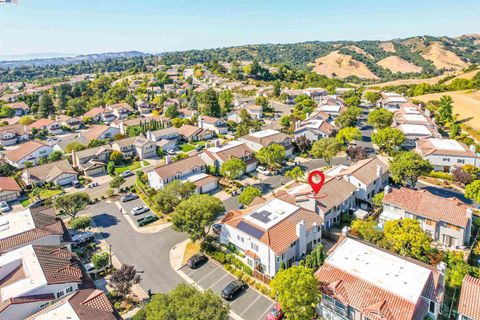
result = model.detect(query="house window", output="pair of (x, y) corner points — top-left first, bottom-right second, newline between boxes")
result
(290, 241), (296, 248)
(237, 235), (244, 243)
(57, 290), (65, 298)
(445, 223), (461, 231)
(442, 158), (450, 162)
(457, 159), (465, 164)
(66, 286), (73, 293)
(429, 301), (436, 314)
(251, 243), (258, 251)
(425, 218), (435, 226)
(39, 302), (49, 309)
(247, 259), (253, 267)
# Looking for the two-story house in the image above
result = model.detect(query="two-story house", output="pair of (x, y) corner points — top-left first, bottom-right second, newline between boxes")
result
(380, 186), (473, 249)
(177, 124), (214, 142)
(416, 138), (479, 171)
(21, 159), (78, 187)
(84, 107), (115, 123)
(0, 245), (88, 320)
(107, 102), (134, 120)
(82, 125), (120, 142)
(457, 275), (480, 320)
(147, 154), (218, 193)
(198, 116), (228, 134)
(220, 197), (323, 278)
(177, 108), (199, 120)
(28, 119), (63, 135)
(377, 92), (409, 111)
(293, 116), (335, 142)
(239, 129), (294, 157)
(6, 101), (30, 116)
(0, 124), (29, 146)
(316, 236), (445, 320)
(111, 136), (157, 159)
(56, 115), (82, 130)
(71, 146), (112, 176)
(0, 206), (71, 254)
(200, 140), (257, 173)
(0, 177), (21, 203)
(5, 140), (53, 168)
(146, 127), (180, 151)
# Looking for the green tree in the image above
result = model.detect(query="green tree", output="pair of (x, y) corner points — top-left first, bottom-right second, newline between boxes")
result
(165, 104), (179, 118)
(280, 115), (291, 132)
(110, 175), (125, 189)
(270, 266), (320, 320)
(285, 166), (305, 182)
(465, 180), (480, 203)
(65, 141), (86, 153)
(371, 127), (405, 154)
(0, 162), (15, 176)
(92, 252), (110, 270)
(0, 106), (14, 118)
(220, 158), (246, 180)
(335, 106), (361, 128)
(444, 251), (472, 289)
(109, 151), (124, 165)
(364, 91), (382, 104)
(47, 150), (63, 162)
(383, 218), (432, 262)
(304, 244), (325, 270)
(107, 161), (116, 176)
(171, 194), (224, 242)
(238, 186), (262, 206)
(37, 91), (54, 118)
(200, 88), (221, 117)
(436, 95), (454, 124)
(133, 283), (229, 320)
(218, 90), (233, 114)
(273, 80), (281, 97)
(368, 108), (393, 129)
(69, 215), (91, 230)
(311, 138), (341, 165)
(256, 144), (286, 170)
(18, 116), (35, 126)
(66, 98), (87, 116)
(335, 127), (362, 145)
(390, 151), (433, 187)
(152, 180), (196, 213)
(54, 192), (90, 219)
(351, 218), (384, 243)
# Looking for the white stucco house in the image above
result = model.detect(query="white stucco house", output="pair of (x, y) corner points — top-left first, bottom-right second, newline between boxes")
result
(5, 141), (53, 168)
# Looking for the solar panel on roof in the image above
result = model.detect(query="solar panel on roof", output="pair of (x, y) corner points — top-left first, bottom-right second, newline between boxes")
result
(237, 221), (264, 239)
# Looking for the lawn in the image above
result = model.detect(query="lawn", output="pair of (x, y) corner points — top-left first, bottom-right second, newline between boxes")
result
(182, 241), (201, 265)
(179, 143), (196, 153)
(21, 189), (63, 207)
(191, 141), (206, 147)
(114, 160), (150, 174)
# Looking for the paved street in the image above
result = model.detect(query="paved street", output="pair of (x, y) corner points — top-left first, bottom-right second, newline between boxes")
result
(86, 201), (188, 293)
(180, 261), (274, 320)
(357, 104), (374, 151)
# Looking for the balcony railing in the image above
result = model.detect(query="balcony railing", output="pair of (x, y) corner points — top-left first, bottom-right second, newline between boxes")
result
(322, 300), (348, 317)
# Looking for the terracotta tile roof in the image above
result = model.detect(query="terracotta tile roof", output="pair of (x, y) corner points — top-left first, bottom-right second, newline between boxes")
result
(73, 145), (111, 160)
(153, 154), (207, 180)
(383, 187), (471, 227)
(33, 245), (84, 285)
(6, 101), (30, 110)
(0, 176), (21, 192)
(108, 102), (134, 112)
(315, 177), (357, 212)
(191, 175), (219, 188)
(0, 207), (71, 253)
(336, 156), (389, 185)
(0, 123), (28, 136)
(82, 125), (114, 141)
(22, 159), (76, 184)
(27, 118), (57, 130)
(416, 138), (476, 157)
(178, 108), (198, 117)
(5, 140), (50, 163)
(241, 131), (291, 147)
(205, 142), (255, 163)
(84, 107), (108, 118)
(458, 275), (480, 320)
(201, 115), (223, 124)
(177, 124), (203, 138)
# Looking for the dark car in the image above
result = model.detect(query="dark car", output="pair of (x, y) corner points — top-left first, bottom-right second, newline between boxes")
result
(221, 280), (247, 300)
(212, 224), (222, 235)
(121, 193), (138, 202)
(72, 232), (95, 248)
(187, 253), (208, 269)
(137, 215), (159, 227)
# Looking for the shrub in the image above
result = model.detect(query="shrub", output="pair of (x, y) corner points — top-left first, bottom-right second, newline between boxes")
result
(69, 216), (91, 230)
(428, 171), (453, 180)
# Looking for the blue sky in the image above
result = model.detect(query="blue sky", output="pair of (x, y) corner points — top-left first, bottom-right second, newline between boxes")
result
(0, 0), (479, 58)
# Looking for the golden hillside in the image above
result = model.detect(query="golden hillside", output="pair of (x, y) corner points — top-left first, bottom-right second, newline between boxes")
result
(377, 56), (422, 73)
(312, 51), (379, 80)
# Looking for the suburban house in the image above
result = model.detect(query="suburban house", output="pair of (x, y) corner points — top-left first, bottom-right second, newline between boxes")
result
(227, 104), (263, 123)
(115, 116), (170, 135)
(177, 124), (214, 142)
(148, 154), (218, 193)
(0, 206), (71, 253)
(377, 92), (409, 111)
(234, 97), (256, 108)
(27, 119), (63, 135)
(56, 114), (82, 130)
(198, 116), (228, 134)
(71, 146), (112, 176)
(0, 177), (21, 202)
(416, 138), (479, 171)
(325, 156), (390, 207)
(220, 196), (323, 278)
(239, 129), (294, 157)
(84, 107), (116, 123)
(5, 140), (53, 168)
(283, 177), (357, 229)
(146, 127), (180, 148)
(293, 117), (335, 142)
(393, 104), (436, 128)
(107, 102), (134, 119)
(136, 100), (153, 114)
(0, 124), (29, 146)
(282, 89), (305, 104)
(177, 108), (199, 120)
(394, 123), (438, 148)
(318, 96), (346, 118)
(82, 125), (120, 141)
(26, 289), (119, 320)
(457, 275), (480, 320)
(316, 236), (445, 320)
(6, 101), (30, 116)
(380, 186), (473, 249)
(52, 133), (90, 153)
(0, 245), (89, 320)
(200, 140), (257, 173)
(21, 159), (78, 187)
(111, 136), (157, 159)
(304, 88), (328, 101)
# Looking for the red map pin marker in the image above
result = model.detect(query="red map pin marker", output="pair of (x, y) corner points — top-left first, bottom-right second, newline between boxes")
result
(308, 170), (326, 195)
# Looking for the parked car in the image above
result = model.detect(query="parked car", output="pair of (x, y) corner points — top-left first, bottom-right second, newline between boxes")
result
(187, 253), (208, 269)
(121, 193), (138, 202)
(88, 182), (99, 188)
(195, 145), (205, 151)
(167, 150), (177, 155)
(266, 304), (284, 320)
(84, 261), (108, 278)
(212, 224), (222, 235)
(256, 166), (271, 176)
(71, 232), (95, 248)
(137, 214), (159, 227)
(120, 170), (133, 178)
(221, 280), (247, 301)
(0, 201), (10, 213)
(131, 206), (149, 216)
(72, 180), (82, 188)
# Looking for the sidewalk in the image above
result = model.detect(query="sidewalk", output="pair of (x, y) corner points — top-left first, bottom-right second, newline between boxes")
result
(113, 201), (172, 234)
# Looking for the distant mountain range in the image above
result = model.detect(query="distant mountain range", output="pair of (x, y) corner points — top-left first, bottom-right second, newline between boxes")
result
(0, 51), (147, 68)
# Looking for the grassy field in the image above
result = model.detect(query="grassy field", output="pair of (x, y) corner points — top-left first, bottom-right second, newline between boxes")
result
(114, 160), (150, 174)
(179, 143), (196, 152)
(415, 90), (480, 130)
(21, 188), (63, 207)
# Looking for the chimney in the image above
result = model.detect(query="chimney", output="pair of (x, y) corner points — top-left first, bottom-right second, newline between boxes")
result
(341, 226), (349, 237)
(165, 155), (172, 164)
(295, 121), (301, 130)
(296, 220), (306, 255)
(466, 207), (473, 220)
(198, 116), (203, 129)
(376, 165), (382, 178)
(296, 220), (306, 238)
(214, 140), (220, 148)
(384, 185), (391, 194)
(470, 144), (476, 153)
(305, 113), (310, 120)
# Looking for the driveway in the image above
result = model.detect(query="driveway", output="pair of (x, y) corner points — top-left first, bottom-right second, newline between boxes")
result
(180, 261), (274, 320)
(86, 201), (188, 293)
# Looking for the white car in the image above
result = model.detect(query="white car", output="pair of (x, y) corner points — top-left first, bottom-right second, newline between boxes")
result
(131, 206), (149, 216)
(0, 201), (10, 213)
(256, 166), (271, 176)
(120, 170), (134, 178)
